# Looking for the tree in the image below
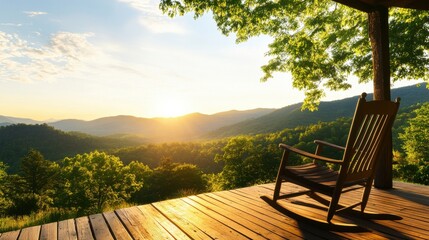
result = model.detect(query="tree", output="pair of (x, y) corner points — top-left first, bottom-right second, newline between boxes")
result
(160, 0), (428, 110)
(132, 158), (207, 203)
(398, 103), (429, 184)
(0, 162), (11, 214)
(56, 151), (142, 214)
(3, 174), (40, 216)
(20, 149), (58, 195)
(0, 150), (59, 216)
(215, 136), (278, 189)
(400, 103), (429, 163)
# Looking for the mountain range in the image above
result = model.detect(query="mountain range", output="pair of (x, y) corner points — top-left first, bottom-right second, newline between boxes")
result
(1, 83), (428, 142)
(205, 83), (429, 138)
(1, 109), (276, 142)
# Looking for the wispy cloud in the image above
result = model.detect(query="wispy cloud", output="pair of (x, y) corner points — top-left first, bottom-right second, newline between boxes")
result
(0, 23), (23, 27)
(0, 31), (95, 82)
(117, 0), (186, 34)
(23, 11), (48, 17)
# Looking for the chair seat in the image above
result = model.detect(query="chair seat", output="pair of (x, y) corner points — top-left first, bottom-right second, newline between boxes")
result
(284, 163), (338, 195)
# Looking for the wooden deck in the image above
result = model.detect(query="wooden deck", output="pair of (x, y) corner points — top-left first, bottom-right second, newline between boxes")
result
(1, 181), (428, 239)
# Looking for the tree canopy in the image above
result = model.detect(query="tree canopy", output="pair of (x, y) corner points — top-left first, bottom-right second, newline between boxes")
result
(56, 151), (142, 214)
(160, 0), (429, 110)
(400, 102), (429, 163)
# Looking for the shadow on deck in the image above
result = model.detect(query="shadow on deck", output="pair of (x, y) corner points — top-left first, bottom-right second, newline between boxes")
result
(1, 181), (428, 239)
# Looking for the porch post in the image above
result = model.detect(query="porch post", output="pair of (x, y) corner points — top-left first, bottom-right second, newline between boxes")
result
(368, 7), (393, 189)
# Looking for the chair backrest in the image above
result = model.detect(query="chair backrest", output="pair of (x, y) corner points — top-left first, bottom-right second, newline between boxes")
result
(339, 93), (400, 183)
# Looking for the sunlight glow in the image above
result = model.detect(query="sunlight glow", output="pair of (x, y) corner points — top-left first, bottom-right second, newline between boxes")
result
(154, 95), (190, 118)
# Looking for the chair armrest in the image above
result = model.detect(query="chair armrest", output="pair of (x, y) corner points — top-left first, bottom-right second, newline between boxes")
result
(314, 140), (345, 151)
(279, 143), (343, 164)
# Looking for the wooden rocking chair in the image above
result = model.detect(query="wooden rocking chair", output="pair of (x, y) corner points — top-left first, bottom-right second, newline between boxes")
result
(270, 93), (400, 223)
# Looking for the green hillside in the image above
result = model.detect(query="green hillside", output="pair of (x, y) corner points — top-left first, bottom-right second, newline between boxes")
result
(0, 124), (140, 173)
(205, 84), (429, 138)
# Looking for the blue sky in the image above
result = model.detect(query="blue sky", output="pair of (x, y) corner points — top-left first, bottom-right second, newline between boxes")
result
(0, 0), (415, 120)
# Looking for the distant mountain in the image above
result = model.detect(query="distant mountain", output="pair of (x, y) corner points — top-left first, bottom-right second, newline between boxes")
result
(0, 115), (43, 126)
(48, 108), (276, 141)
(2, 84), (427, 142)
(204, 83), (429, 138)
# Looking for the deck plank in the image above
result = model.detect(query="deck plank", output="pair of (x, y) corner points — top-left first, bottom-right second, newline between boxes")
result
(2, 181), (429, 239)
(182, 197), (268, 239)
(252, 183), (426, 239)
(199, 193), (313, 239)
(58, 219), (77, 240)
(75, 216), (94, 240)
(103, 211), (132, 240)
(265, 182), (429, 237)
(40, 222), (57, 240)
(89, 213), (114, 240)
(154, 199), (248, 239)
(137, 205), (191, 240)
(115, 207), (152, 239)
(190, 194), (290, 240)
(116, 206), (174, 239)
(18, 226), (40, 240)
(0, 230), (20, 240)
(152, 201), (210, 240)
(244, 184), (397, 239)
(209, 190), (344, 239)
(231, 186), (388, 240)
(395, 182), (429, 196)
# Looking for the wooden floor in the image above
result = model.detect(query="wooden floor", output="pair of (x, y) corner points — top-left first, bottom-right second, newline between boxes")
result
(1, 181), (428, 239)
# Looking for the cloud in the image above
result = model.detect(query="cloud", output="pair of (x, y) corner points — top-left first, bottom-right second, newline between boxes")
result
(0, 23), (23, 27)
(117, 0), (186, 34)
(0, 31), (95, 82)
(23, 11), (48, 17)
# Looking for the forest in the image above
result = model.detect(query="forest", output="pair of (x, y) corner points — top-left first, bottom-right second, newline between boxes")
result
(1, 102), (429, 232)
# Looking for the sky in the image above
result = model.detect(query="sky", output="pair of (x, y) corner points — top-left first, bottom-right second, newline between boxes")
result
(0, 0), (418, 121)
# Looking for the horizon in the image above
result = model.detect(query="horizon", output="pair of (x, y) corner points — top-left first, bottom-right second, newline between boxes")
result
(2, 81), (422, 123)
(0, 1), (421, 121)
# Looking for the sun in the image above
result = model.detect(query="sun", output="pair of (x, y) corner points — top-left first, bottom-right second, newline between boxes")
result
(155, 96), (190, 118)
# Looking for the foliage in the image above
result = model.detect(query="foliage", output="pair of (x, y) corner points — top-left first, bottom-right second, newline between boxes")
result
(160, 0), (429, 109)
(0, 124), (138, 173)
(20, 149), (59, 195)
(397, 103), (429, 184)
(111, 141), (225, 173)
(214, 136), (279, 189)
(0, 163), (11, 215)
(0, 208), (77, 233)
(55, 151), (142, 214)
(131, 158), (207, 204)
(0, 150), (59, 216)
(400, 103), (429, 163)
(213, 117), (353, 189)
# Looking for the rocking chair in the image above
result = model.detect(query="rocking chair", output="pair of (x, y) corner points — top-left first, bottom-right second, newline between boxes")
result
(270, 93), (400, 223)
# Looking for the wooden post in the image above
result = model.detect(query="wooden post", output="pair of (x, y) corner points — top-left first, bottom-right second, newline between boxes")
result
(368, 7), (392, 189)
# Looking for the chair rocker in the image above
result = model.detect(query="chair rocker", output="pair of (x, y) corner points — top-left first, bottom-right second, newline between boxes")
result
(270, 93), (400, 223)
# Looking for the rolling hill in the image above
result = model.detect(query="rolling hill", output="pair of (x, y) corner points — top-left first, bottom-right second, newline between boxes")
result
(0, 116), (44, 126)
(47, 108), (276, 141)
(204, 83), (429, 138)
(0, 124), (142, 173)
(1, 84), (427, 142)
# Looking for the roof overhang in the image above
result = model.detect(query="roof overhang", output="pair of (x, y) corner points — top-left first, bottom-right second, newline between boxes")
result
(333, 0), (429, 12)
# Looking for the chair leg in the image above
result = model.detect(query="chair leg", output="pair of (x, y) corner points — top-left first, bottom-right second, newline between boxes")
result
(327, 187), (343, 223)
(273, 150), (289, 201)
(361, 179), (374, 213)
